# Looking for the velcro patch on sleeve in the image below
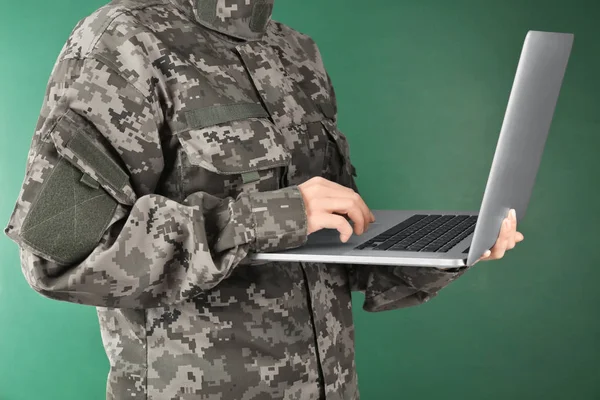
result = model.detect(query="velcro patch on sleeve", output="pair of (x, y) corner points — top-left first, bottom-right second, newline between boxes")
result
(20, 158), (118, 265)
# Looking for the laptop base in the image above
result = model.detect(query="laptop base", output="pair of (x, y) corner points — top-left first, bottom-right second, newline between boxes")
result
(249, 209), (477, 269)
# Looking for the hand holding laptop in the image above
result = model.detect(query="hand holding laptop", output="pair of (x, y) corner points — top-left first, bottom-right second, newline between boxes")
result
(298, 176), (523, 262)
(478, 208), (524, 262)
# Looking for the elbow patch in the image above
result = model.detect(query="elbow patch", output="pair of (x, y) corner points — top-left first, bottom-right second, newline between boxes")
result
(20, 157), (118, 265)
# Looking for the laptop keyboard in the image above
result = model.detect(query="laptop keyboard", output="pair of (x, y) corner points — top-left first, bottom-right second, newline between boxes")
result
(355, 214), (477, 253)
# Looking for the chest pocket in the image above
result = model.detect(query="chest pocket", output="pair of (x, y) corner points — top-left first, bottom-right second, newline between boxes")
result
(174, 103), (291, 199)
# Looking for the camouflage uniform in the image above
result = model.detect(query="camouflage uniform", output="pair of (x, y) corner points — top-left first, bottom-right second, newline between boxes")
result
(4, 0), (468, 398)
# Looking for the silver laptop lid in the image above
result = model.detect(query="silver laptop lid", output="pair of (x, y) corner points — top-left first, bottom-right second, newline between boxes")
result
(467, 31), (574, 265)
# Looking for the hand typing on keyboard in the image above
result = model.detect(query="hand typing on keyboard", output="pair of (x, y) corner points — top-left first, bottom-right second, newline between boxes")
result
(478, 209), (524, 262)
(298, 177), (375, 243)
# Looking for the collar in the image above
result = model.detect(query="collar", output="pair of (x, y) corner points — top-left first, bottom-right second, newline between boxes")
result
(169, 0), (275, 41)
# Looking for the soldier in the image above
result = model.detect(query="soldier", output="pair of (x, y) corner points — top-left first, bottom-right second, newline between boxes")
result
(4, 0), (523, 399)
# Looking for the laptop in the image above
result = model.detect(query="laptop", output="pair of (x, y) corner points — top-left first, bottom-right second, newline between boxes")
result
(249, 30), (574, 269)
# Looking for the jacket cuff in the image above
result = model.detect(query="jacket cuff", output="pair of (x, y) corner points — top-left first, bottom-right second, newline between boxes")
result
(247, 186), (308, 252)
(361, 266), (469, 312)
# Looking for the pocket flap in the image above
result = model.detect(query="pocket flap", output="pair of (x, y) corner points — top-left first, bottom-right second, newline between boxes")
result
(320, 118), (354, 175)
(176, 117), (291, 174)
(184, 103), (270, 130)
(49, 109), (136, 205)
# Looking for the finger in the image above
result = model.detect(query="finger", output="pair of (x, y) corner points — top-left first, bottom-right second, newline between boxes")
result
(349, 192), (372, 232)
(496, 216), (512, 242)
(508, 208), (517, 250)
(509, 209), (517, 230)
(313, 197), (366, 235)
(478, 249), (492, 261)
(346, 206), (366, 235)
(315, 213), (354, 242)
(515, 232), (524, 242)
(307, 182), (372, 231)
(489, 219), (510, 259)
(507, 211), (517, 250)
(507, 233), (516, 249)
(489, 245), (507, 260)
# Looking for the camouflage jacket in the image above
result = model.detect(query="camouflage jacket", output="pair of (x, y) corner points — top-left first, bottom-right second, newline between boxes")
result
(4, 0), (468, 398)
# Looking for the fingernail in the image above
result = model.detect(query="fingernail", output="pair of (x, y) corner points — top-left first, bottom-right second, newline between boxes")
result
(510, 209), (516, 219)
(484, 250), (491, 257)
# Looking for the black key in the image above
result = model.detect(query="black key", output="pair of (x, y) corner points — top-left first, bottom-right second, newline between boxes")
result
(401, 219), (445, 246)
(422, 216), (477, 252)
(380, 215), (446, 251)
(389, 243), (409, 251)
(375, 215), (443, 250)
(371, 215), (429, 250)
(413, 216), (470, 251)
(354, 215), (426, 250)
(377, 215), (426, 237)
(439, 224), (476, 252)
(408, 243), (426, 251)
(433, 216), (478, 251)
(405, 215), (458, 250)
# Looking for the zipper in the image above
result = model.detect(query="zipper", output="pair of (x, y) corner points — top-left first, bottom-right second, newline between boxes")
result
(300, 263), (327, 399)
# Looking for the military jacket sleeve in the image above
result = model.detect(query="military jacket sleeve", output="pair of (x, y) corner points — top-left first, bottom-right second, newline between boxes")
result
(347, 262), (468, 312)
(4, 54), (308, 309)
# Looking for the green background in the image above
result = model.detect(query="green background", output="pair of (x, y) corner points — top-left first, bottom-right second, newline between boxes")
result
(1, 0), (598, 399)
